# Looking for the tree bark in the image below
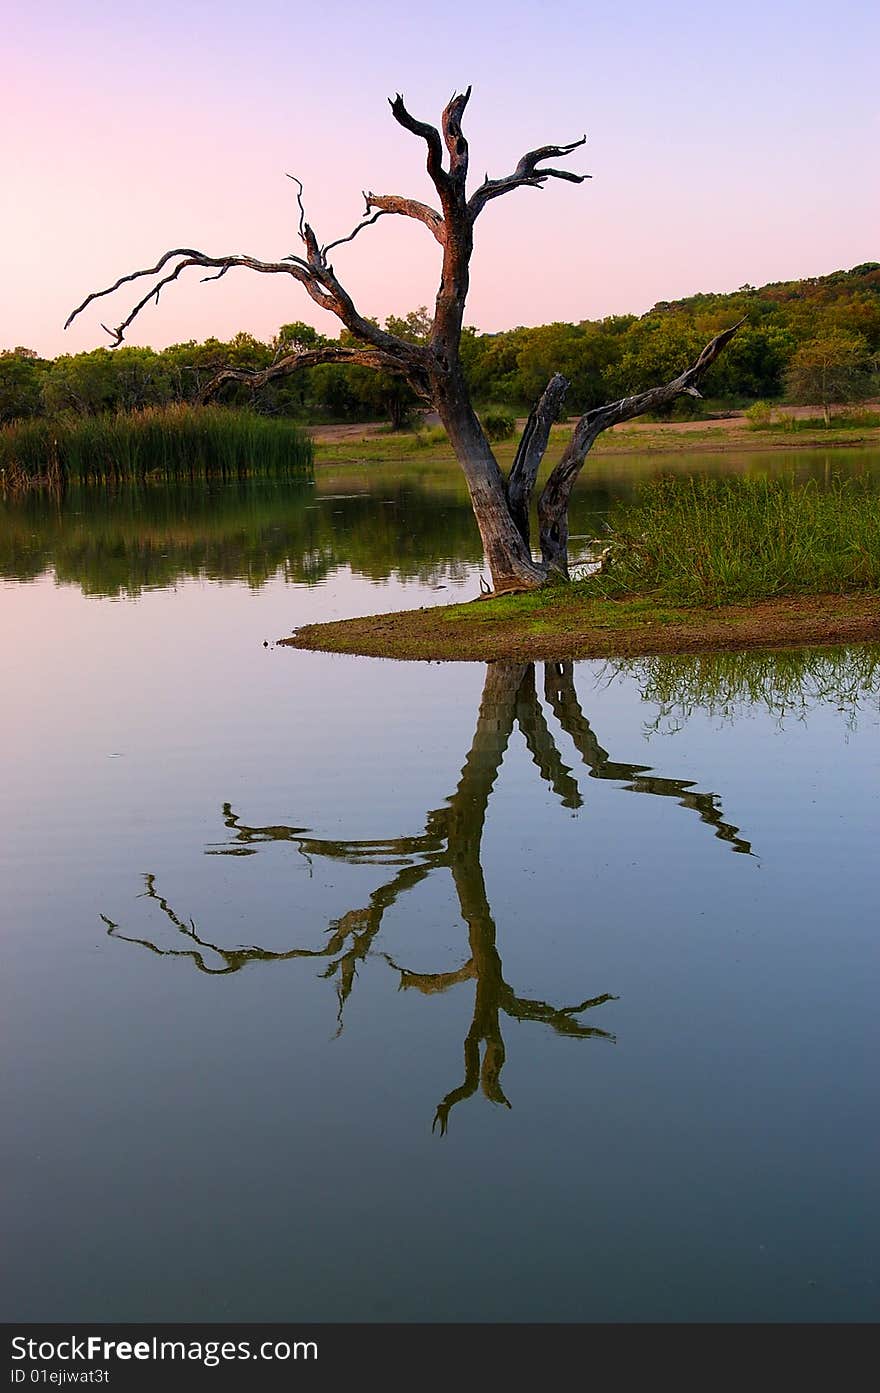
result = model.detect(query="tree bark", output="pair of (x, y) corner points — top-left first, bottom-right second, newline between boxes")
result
(433, 369), (546, 590)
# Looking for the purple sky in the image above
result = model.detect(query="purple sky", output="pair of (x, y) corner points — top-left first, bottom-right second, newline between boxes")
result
(5, 0), (878, 357)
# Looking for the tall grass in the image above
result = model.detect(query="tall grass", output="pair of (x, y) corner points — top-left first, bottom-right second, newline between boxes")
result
(596, 475), (880, 603)
(745, 404), (880, 431)
(0, 404), (313, 489)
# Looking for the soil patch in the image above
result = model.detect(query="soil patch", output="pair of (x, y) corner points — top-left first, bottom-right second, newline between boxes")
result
(281, 593), (880, 663)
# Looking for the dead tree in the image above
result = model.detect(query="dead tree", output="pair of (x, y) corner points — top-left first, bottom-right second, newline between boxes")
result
(66, 86), (744, 590)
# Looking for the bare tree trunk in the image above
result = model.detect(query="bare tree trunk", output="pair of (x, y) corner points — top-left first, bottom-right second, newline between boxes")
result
(434, 372), (546, 591)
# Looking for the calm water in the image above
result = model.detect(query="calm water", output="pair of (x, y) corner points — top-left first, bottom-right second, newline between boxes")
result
(2, 448), (879, 1323)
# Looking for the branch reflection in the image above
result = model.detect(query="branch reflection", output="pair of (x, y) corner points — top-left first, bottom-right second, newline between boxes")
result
(103, 660), (752, 1130)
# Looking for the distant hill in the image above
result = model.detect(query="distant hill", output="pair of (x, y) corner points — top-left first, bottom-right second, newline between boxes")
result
(3, 265), (878, 424)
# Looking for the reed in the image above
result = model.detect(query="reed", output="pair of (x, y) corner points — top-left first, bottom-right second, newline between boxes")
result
(596, 475), (880, 603)
(0, 404), (312, 489)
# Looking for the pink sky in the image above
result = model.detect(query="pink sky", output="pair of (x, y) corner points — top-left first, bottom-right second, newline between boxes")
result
(4, 0), (878, 358)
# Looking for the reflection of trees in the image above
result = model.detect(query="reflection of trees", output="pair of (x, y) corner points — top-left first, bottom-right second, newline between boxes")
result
(7, 459), (876, 598)
(0, 473), (637, 597)
(104, 661), (751, 1130)
(5, 457), (874, 596)
(0, 478), (485, 596)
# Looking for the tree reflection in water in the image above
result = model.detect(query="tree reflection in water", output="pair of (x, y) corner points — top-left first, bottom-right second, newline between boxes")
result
(103, 660), (751, 1131)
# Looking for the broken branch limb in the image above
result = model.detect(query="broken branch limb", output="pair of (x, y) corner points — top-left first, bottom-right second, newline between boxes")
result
(389, 93), (449, 192)
(537, 319), (747, 576)
(506, 373), (569, 547)
(441, 86), (472, 182)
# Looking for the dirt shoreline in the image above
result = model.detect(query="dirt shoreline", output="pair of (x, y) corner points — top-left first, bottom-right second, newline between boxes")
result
(281, 593), (880, 664)
(308, 409), (880, 461)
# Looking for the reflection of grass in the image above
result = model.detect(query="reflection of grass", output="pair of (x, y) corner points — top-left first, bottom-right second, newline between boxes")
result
(0, 405), (312, 488)
(607, 645), (880, 731)
(599, 476), (880, 604)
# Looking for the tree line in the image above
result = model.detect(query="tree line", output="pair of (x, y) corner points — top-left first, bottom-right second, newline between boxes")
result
(3, 263), (878, 429)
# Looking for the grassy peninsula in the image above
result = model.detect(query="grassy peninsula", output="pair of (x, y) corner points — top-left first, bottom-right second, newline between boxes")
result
(284, 477), (880, 661)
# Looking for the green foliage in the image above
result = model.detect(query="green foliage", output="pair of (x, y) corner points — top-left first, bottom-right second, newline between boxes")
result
(745, 401), (775, 428)
(41, 349), (121, 415)
(384, 307), (432, 343)
(0, 405), (312, 488)
(0, 349), (47, 423)
(411, 426), (449, 449)
(459, 264), (880, 411)
(784, 331), (876, 418)
(598, 476), (880, 604)
(481, 410), (516, 441)
(7, 265), (880, 434)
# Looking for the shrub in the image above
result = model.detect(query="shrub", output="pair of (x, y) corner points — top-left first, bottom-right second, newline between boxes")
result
(744, 401), (774, 429)
(481, 410), (516, 441)
(410, 426), (449, 450)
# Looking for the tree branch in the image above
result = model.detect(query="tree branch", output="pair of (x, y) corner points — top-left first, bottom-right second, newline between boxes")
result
(441, 86), (472, 183)
(506, 373), (569, 546)
(388, 93), (449, 194)
(320, 207), (390, 259)
(198, 344), (416, 402)
(571, 316), (746, 451)
(65, 174), (432, 379)
(65, 249), (339, 347)
(469, 137), (589, 219)
(538, 319), (747, 574)
(363, 193), (445, 245)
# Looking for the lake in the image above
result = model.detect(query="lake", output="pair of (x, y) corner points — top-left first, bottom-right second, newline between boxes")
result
(2, 446), (878, 1323)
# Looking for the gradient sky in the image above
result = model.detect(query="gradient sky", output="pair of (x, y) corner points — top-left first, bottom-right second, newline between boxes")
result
(4, 0), (878, 357)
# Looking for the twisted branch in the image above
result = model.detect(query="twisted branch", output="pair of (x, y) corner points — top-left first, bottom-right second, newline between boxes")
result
(64, 174), (428, 378)
(321, 207), (390, 259)
(66, 250), (337, 347)
(469, 136), (589, 219)
(199, 345), (416, 402)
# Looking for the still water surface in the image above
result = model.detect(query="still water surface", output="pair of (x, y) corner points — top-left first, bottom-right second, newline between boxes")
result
(2, 449), (878, 1322)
